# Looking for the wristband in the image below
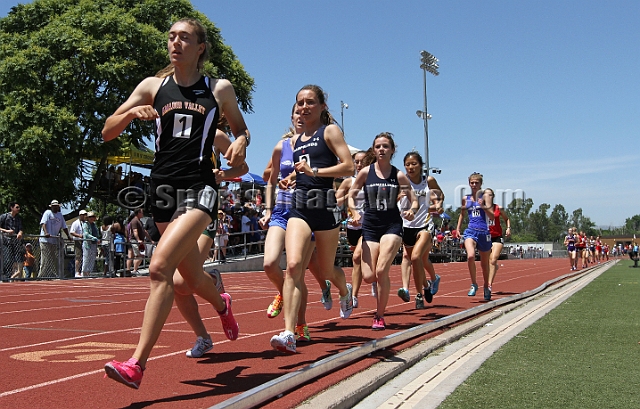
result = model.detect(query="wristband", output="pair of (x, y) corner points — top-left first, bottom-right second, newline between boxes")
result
(312, 167), (318, 177)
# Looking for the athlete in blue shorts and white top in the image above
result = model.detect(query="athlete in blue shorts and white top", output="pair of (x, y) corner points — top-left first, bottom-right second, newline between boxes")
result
(456, 172), (495, 300)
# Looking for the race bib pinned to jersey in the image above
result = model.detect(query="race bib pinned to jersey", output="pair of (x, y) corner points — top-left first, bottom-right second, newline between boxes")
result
(173, 114), (193, 138)
(199, 185), (218, 212)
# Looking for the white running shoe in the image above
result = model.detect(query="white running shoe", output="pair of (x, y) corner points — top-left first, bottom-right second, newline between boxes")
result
(270, 330), (296, 354)
(320, 280), (333, 310)
(340, 284), (353, 319)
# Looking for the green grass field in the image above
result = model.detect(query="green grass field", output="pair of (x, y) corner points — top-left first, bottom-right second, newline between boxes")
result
(438, 259), (640, 409)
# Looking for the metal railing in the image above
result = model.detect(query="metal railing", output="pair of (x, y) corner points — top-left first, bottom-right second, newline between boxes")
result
(0, 232), (149, 281)
(0, 228), (268, 281)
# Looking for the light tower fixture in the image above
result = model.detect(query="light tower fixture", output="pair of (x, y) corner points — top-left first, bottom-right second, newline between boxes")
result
(340, 100), (349, 136)
(419, 50), (439, 174)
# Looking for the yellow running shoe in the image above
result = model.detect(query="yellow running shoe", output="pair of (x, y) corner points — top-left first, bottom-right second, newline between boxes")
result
(295, 324), (311, 342)
(267, 293), (283, 318)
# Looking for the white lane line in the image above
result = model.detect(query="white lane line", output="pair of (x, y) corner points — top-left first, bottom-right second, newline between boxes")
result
(0, 321), (320, 398)
(0, 369), (105, 398)
(0, 298), (343, 353)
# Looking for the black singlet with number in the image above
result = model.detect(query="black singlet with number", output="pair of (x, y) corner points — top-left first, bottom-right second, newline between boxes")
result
(149, 75), (220, 223)
(151, 75), (220, 182)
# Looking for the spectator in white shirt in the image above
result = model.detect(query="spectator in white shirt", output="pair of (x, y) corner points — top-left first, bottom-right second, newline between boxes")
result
(70, 210), (87, 277)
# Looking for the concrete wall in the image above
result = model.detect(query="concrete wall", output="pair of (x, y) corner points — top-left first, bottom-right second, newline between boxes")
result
(203, 253), (286, 274)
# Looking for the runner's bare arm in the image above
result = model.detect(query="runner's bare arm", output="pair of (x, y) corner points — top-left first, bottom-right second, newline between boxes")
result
(102, 77), (162, 142)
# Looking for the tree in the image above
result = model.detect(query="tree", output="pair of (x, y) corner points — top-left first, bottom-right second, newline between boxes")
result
(0, 0), (254, 232)
(507, 197), (533, 237)
(569, 208), (596, 236)
(548, 204), (569, 242)
(445, 206), (462, 230)
(624, 215), (640, 235)
(529, 203), (550, 241)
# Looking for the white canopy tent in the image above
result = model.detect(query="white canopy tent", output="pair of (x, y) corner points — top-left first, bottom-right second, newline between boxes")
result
(347, 144), (363, 155)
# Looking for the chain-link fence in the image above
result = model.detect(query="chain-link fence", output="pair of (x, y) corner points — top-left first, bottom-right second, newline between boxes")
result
(0, 232), (157, 281)
(1, 234), (65, 280)
(0, 228), (270, 280)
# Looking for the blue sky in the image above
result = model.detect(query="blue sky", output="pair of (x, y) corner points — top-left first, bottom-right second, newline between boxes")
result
(2, 1), (639, 227)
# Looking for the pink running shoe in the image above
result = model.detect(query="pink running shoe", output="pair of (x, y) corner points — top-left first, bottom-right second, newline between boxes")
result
(104, 358), (143, 389)
(219, 293), (239, 340)
(372, 315), (386, 331)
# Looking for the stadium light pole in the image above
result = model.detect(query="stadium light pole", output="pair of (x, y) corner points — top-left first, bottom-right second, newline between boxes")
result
(340, 101), (348, 136)
(417, 50), (439, 174)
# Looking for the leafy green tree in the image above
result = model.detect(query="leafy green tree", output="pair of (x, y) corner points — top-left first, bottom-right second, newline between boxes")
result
(87, 197), (130, 227)
(510, 232), (538, 242)
(569, 208), (582, 231)
(445, 206), (462, 230)
(548, 204), (569, 241)
(624, 215), (640, 235)
(569, 208), (596, 235)
(529, 203), (550, 241)
(0, 0), (254, 232)
(507, 197), (533, 237)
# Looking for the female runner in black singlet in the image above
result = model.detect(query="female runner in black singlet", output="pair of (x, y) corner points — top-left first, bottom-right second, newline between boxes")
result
(349, 132), (418, 330)
(269, 85), (354, 354)
(101, 19), (250, 388)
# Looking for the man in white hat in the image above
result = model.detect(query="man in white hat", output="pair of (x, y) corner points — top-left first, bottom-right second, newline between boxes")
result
(69, 209), (87, 277)
(38, 200), (71, 278)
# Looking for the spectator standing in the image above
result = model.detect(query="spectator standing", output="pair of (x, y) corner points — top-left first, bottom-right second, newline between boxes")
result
(126, 208), (153, 276)
(101, 215), (113, 276)
(82, 212), (100, 277)
(241, 207), (251, 255)
(214, 210), (229, 262)
(38, 200), (71, 278)
(23, 243), (35, 279)
(450, 228), (459, 246)
(1, 202), (24, 279)
(106, 165), (116, 189)
(69, 210), (87, 277)
(112, 223), (127, 277)
(143, 216), (161, 260)
(249, 209), (261, 253)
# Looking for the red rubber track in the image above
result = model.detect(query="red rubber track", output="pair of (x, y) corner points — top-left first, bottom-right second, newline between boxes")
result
(0, 258), (578, 408)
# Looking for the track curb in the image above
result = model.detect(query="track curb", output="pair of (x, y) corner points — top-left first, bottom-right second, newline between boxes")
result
(209, 261), (614, 409)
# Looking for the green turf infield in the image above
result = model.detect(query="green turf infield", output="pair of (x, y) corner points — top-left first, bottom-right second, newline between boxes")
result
(439, 259), (640, 409)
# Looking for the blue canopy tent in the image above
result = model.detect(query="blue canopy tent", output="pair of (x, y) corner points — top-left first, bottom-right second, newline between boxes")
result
(223, 170), (267, 186)
(222, 170), (267, 206)
(239, 172), (267, 186)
